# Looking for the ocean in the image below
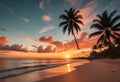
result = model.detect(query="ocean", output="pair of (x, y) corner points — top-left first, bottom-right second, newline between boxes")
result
(0, 58), (89, 82)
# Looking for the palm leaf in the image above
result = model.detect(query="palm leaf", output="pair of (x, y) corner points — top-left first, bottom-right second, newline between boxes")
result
(112, 23), (120, 29)
(90, 24), (104, 30)
(74, 23), (81, 34)
(59, 14), (68, 20)
(109, 10), (117, 20)
(59, 21), (67, 27)
(110, 15), (120, 26)
(112, 27), (120, 31)
(96, 34), (104, 45)
(73, 10), (79, 16)
(93, 19), (101, 23)
(114, 32), (120, 37)
(89, 31), (103, 38)
(74, 15), (83, 20)
(96, 15), (103, 21)
(75, 19), (84, 25)
(68, 23), (72, 35)
(63, 24), (68, 34)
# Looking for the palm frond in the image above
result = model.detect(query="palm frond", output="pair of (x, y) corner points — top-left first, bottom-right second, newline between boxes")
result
(70, 7), (73, 12)
(110, 33), (119, 44)
(109, 10), (117, 20)
(110, 15), (120, 26)
(114, 32), (120, 37)
(112, 27), (120, 31)
(90, 24), (104, 30)
(64, 10), (69, 14)
(59, 21), (67, 27)
(73, 10), (79, 16)
(75, 19), (84, 25)
(93, 19), (101, 23)
(89, 31), (103, 38)
(59, 14), (68, 20)
(63, 24), (68, 34)
(112, 23), (120, 29)
(102, 10), (108, 20)
(74, 23), (81, 34)
(74, 15), (83, 20)
(68, 23), (72, 35)
(96, 14), (103, 21)
(96, 34), (104, 45)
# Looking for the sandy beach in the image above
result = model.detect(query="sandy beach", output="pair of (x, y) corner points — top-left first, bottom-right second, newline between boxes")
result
(38, 59), (120, 82)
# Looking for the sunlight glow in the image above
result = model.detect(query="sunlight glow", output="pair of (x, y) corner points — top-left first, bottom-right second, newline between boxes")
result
(65, 54), (70, 59)
(67, 64), (71, 72)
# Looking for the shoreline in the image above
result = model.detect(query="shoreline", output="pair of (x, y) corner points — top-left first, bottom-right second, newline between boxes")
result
(0, 59), (89, 82)
(38, 59), (120, 82)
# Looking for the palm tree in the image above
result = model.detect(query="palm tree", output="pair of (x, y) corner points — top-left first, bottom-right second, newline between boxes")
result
(89, 10), (120, 49)
(59, 7), (84, 50)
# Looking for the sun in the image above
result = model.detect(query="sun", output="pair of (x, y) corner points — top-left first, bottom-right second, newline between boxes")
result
(65, 54), (70, 59)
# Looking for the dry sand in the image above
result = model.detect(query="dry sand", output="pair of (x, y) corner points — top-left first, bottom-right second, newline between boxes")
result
(38, 59), (120, 82)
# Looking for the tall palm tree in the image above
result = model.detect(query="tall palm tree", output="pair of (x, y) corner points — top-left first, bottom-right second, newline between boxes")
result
(59, 7), (84, 50)
(89, 10), (120, 49)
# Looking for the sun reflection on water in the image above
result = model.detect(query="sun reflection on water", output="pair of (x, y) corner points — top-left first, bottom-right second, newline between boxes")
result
(67, 63), (71, 72)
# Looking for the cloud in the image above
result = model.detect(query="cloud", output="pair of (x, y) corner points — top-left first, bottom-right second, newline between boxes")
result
(0, 44), (29, 52)
(42, 15), (51, 22)
(6, 6), (14, 13)
(37, 45), (55, 53)
(36, 36), (54, 44)
(21, 17), (30, 22)
(39, 0), (51, 10)
(38, 25), (55, 34)
(78, 0), (97, 26)
(0, 28), (7, 32)
(0, 36), (9, 45)
(32, 31), (97, 53)
(23, 36), (32, 41)
(39, 1), (44, 10)
(65, 0), (82, 6)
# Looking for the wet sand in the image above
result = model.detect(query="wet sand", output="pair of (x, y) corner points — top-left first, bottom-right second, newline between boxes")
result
(38, 59), (120, 82)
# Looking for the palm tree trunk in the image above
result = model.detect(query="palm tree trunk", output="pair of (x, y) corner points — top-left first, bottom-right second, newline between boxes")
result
(72, 32), (80, 50)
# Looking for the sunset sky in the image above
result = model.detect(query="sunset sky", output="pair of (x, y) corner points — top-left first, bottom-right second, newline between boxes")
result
(0, 0), (120, 54)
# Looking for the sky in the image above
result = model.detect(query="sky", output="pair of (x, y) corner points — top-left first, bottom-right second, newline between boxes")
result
(0, 0), (120, 54)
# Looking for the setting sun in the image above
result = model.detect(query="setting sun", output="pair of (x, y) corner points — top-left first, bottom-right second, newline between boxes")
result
(65, 54), (71, 59)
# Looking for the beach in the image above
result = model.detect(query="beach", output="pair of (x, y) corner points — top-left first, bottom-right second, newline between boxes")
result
(0, 59), (120, 82)
(38, 59), (120, 82)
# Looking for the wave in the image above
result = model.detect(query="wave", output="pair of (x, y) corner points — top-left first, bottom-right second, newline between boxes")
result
(0, 64), (64, 79)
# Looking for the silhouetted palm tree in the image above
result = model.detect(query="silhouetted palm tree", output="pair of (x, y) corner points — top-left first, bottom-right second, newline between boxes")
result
(89, 10), (120, 49)
(59, 7), (83, 50)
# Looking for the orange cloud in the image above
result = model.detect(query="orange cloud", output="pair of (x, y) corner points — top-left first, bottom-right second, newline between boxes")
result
(23, 36), (32, 41)
(42, 15), (51, 22)
(36, 36), (54, 44)
(0, 36), (9, 45)
(36, 45), (55, 53)
(33, 32), (98, 53)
